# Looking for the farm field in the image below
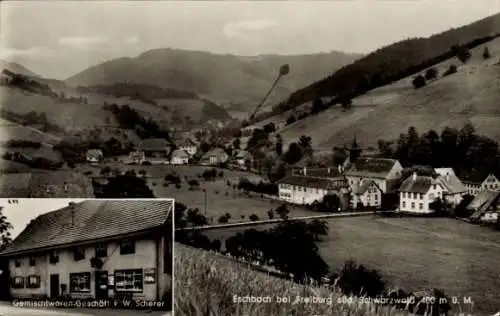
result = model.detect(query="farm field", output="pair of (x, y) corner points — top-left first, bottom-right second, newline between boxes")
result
(276, 36), (500, 150)
(203, 216), (500, 314)
(78, 164), (311, 221)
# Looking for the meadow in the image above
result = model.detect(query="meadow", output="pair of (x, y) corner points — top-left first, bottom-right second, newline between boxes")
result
(276, 36), (500, 150)
(78, 164), (314, 221)
(174, 243), (480, 316)
(202, 216), (500, 315)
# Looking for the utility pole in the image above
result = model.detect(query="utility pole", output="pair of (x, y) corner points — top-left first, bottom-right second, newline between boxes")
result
(203, 189), (207, 217)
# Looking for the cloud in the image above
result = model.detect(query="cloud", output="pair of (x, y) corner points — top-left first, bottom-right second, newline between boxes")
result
(125, 36), (139, 44)
(223, 19), (279, 39)
(58, 36), (108, 50)
(0, 46), (54, 59)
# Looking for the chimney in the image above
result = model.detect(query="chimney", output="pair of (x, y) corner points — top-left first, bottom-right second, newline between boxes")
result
(338, 165), (342, 174)
(446, 173), (450, 181)
(68, 202), (76, 227)
(303, 166), (307, 176)
(412, 172), (417, 180)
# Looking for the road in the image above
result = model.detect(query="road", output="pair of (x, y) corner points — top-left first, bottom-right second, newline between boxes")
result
(0, 303), (171, 316)
(176, 210), (392, 231)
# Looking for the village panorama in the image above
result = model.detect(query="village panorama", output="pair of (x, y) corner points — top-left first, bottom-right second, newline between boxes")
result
(1, 1), (500, 316)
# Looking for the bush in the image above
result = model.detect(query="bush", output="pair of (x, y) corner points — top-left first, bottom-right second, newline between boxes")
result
(336, 260), (385, 298)
(175, 183), (181, 189)
(218, 215), (229, 224)
(424, 67), (438, 80)
(443, 64), (458, 76)
(411, 75), (426, 89)
(483, 46), (491, 59)
(249, 214), (259, 221)
(285, 115), (296, 125)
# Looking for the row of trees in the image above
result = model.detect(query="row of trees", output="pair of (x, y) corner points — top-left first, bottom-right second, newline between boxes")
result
(377, 123), (500, 177)
(102, 103), (172, 141)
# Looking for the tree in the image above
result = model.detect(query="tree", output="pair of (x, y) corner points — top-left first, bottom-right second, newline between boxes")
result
(307, 220), (328, 241)
(424, 67), (438, 80)
(0, 206), (13, 252)
(337, 260), (385, 298)
(232, 138), (241, 150)
(443, 64), (458, 76)
(249, 214), (259, 221)
(275, 204), (290, 220)
(340, 98), (352, 110)
(94, 174), (155, 198)
(284, 142), (303, 165)
(286, 115), (296, 125)
(412, 75), (426, 89)
(187, 179), (200, 190)
(275, 134), (283, 156)
(483, 46), (491, 59)
(267, 209), (274, 219)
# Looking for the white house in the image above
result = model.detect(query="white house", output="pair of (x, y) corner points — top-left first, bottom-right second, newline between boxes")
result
(0, 200), (173, 303)
(351, 180), (382, 209)
(170, 149), (190, 165)
(344, 157), (403, 193)
(86, 149), (103, 163)
(434, 168), (467, 206)
(460, 172), (500, 196)
(200, 148), (229, 166)
(179, 139), (197, 157)
(278, 174), (348, 206)
(398, 172), (445, 214)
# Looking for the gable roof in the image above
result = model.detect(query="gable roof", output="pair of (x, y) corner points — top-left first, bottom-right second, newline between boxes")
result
(87, 149), (103, 156)
(0, 200), (173, 256)
(138, 138), (170, 151)
(344, 157), (400, 179)
(171, 149), (190, 158)
(459, 170), (498, 184)
(279, 175), (348, 190)
(352, 180), (380, 195)
(399, 175), (440, 194)
(234, 150), (252, 160)
(434, 168), (466, 194)
(468, 190), (500, 220)
(203, 148), (227, 158)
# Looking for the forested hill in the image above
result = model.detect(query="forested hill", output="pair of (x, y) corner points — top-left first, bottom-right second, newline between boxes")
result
(274, 12), (500, 114)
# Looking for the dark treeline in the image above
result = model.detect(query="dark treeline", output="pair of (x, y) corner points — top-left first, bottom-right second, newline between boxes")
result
(377, 123), (500, 177)
(0, 109), (64, 134)
(54, 137), (134, 165)
(77, 83), (198, 105)
(237, 178), (279, 196)
(102, 103), (172, 141)
(271, 13), (500, 116)
(1, 69), (57, 98)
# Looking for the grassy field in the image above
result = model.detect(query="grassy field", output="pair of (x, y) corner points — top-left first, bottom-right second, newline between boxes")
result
(276, 36), (500, 149)
(175, 243), (479, 316)
(77, 164), (312, 221)
(202, 216), (500, 315)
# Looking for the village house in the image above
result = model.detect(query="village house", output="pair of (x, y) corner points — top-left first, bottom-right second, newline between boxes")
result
(128, 151), (146, 165)
(138, 139), (171, 162)
(460, 171), (500, 196)
(86, 149), (103, 164)
(278, 169), (349, 206)
(231, 150), (253, 169)
(170, 149), (190, 165)
(0, 200), (173, 302)
(344, 157), (403, 193)
(467, 190), (500, 223)
(434, 168), (467, 206)
(398, 172), (445, 214)
(200, 148), (229, 166)
(178, 139), (197, 157)
(350, 179), (383, 209)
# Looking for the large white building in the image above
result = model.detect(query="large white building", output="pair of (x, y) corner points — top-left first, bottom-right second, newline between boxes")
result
(278, 168), (348, 206)
(344, 157), (403, 193)
(350, 180), (383, 209)
(398, 173), (445, 214)
(0, 200), (173, 303)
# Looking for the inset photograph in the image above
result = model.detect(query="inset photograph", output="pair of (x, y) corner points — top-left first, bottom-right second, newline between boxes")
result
(0, 198), (173, 316)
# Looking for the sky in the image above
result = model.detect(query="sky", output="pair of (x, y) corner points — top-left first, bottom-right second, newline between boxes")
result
(0, 199), (85, 239)
(0, 0), (499, 79)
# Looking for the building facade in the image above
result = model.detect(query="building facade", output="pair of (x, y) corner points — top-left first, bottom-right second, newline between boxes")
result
(200, 148), (229, 166)
(278, 174), (348, 206)
(86, 149), (103, 163)
(460, 172), (500, 196)
(1, 200), (172, 302)
(434, 168), (467, 206)
(399, 173), (445, 214)
(170, 149), (190, 165)
(344, 157), (403, 193)
(351, 180), (382, 209)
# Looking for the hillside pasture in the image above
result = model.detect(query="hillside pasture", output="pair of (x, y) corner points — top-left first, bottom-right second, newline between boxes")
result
(276, 36), (500, 149)
(204, 216), (500, 315)
(0, 118), (60, 144)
